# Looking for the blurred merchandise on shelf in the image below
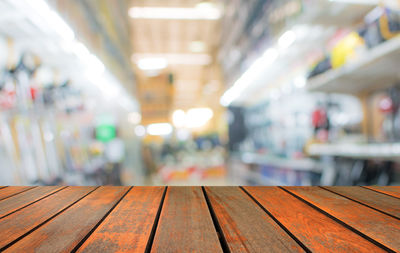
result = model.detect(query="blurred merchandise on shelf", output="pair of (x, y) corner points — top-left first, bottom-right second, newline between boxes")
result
(1, 0), (400, 186)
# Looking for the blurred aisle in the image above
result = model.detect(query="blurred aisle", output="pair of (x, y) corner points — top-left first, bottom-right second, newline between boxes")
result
(1, 0), (400, 186)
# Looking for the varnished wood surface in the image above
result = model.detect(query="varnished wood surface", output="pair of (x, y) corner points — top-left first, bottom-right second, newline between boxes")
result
(0, 186), (399, 252)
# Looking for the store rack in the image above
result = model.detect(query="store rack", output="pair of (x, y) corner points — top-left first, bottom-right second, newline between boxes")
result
(241, 152), (321, 172)
(308, 142), (400, 161)
(307, 36), (400, 94)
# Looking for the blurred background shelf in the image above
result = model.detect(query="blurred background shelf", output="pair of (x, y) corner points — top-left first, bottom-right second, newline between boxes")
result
(240, 152), (321, 172)
(307, 36), (400, 94)
(308, 143), (400, 161)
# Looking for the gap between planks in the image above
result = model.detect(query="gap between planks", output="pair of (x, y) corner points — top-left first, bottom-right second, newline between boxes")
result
(279, 187), (395, 253)
(201, 186), (231, 253)
(0, 186), (69, 220)
(320, 186), (400, 221)
(0, 187), (99, 251)
(71, 186), (134, 252)
(239, 187), (311, 253)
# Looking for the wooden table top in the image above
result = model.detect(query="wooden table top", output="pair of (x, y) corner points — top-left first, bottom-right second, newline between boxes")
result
(0, 186), (399, 252)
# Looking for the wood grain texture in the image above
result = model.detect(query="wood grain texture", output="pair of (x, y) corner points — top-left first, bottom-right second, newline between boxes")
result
(285, 186), (400, 252)
(364, 186), (400, 199)
(151, 187), (222, 253)
(205, 186), (304, 252)
(324, 186), (400, 219)
(0, 186), (65, 219)
(0, 186), (35, 201)
(0, 186), (96, 249)
(77, 186), (165, 253)
(5, 186), (129, 253)
(244, 186), (385, 252)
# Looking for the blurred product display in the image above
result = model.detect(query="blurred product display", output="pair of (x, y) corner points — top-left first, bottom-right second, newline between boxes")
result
(1, 0), (400, 186)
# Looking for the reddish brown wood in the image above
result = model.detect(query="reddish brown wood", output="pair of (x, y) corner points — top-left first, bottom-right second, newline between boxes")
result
(0, 186), (65, 218)
(0, 186), (96, 249)
(4, 186), (129, 252)
(151, 187), (222, 252)
(285, 186), (400, 252)
(0, 186), (35, 201)
(244, 186), (385, 252)
(77, 186), (165, 253)
(205, 186), (304, 252)
(323, 186), (400, 219)
(0, 186), (7, 189)
(364, 186), (400, 199)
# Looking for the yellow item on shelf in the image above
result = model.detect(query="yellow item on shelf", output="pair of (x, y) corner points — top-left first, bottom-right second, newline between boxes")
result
(331, 32), (365, 69)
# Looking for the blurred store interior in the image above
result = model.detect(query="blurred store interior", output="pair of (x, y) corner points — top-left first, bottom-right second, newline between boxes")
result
(1, 0), (400, 186)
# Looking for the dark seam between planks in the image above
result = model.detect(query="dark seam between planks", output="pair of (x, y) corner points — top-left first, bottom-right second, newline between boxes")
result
(0, 186), (69, 220)
(0, 186), (38, 202)
(361, 186), (400, 200)
(0, 186), (100, 251)
(240, 187), (311, 253)
(320, 186), (400, 221)
(71, 186), (134, 253)
(145, 186), (168, 253)
(0, 186), (8, 189)
(202, 186), (231, 253)
(279, 186), (395, 253)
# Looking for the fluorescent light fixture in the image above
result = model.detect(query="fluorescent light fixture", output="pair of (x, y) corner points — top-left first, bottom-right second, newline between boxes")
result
(127, 112), (141, 124)
(196, 1), (217, 9)
(185, 108), (213, 128)
(133, 54), (211, 66)
(137, 57), (167, 70)
(189, 41), (206, 53)
(134, 125), (146, 137)
(278, 30), (296, 49)
(220, 48), (279, 106)
(128, 7), (221, 20)
(172, 109), (186, 128)
(26, 0), (75, 41)
(147, 123), (173, 136)
(329, 0), (379, 5)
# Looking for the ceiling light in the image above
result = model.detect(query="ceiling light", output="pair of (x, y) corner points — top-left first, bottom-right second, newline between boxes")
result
(147, 123), (173, 136)
(127, 112), (141, 124)
(328, 0), (380, 5)
(293, 76), (307, 88)
(134, 125), (146, 137)
(172, 109), (186, 128)
(196, 1), (216, 9)
(128, 7), (221, 20)
(278, 30), (296, 49)
(137, 58), (167, 70)
(189, 41), (206, 53)
(133, 54), (211, 66)
(185, 108), (213, 128)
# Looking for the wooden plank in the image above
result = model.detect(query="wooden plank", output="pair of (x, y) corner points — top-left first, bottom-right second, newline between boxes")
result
(77, 186), (165, 253)
(0, 186), (96, 250)
(244, 186), (386, 252)
(324, 186), (400, 219)
(364, 186), (400, 199)
(151, 187), (222, 252)
(0, 186), (35, 201)
(285, 186), (400, 252)
(0, 186), (66, 219)
(0, 186), (7, 189)
(5, 186), (130, 252)
(205, 186), (304, 252)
